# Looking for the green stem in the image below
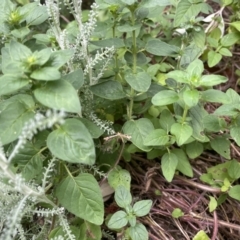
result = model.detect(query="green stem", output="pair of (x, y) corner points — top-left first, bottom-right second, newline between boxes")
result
(182, 105), (189, 124)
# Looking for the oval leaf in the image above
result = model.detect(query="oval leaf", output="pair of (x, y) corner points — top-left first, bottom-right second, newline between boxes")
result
(161, 152), (178, 182)
(133, 200), (152, 217)
(152, 90), (179, 106)
(107, 211), (128, 229)
(170, 123), (193, 146)
(30, 67), (61, 81)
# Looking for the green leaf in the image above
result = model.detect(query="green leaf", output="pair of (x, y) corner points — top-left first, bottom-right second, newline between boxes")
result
(228, 159), (240, 180)
(152, 90), (179, 106)
(170, 123), (193, 146)
(226, 88), (240, 104)
(220, 33), (240, 47)
(167, 70), (188, 83)
(133, 200), (152, 217)
(144, 129), (169, 146)
(49, 226), (80, 240)
(174, 0), (203, 27)
(90, 80), (126, 100)
(201, 89), (230, 104)
(125, 70), (151, 92)
(30, 67), (61, 81)
(0, 95), (35, 145)
(128, 223), (148, 240)
(120, 0), (136, 5)
(9, 40), (32, 61)
(114, 186), (132, 208)
(108, 166), (131, 190)
(34, 80), (81, 113)
(214, 104), (240, 117)
(32, 48), (52, 66)
(199, 74), (227, 87)
(207, 51), (222, 68)
(107, 211), (128, 229)
(48, 49), (74, 68)
(47, 119), (95, 164)
(172, 208), (184, 218)
(229, 185), (240, 201)
(218, 48), (232, 57)
(161, 152), (178, 182)
(193, 230), (210, 240)
(123, 119), (154, 152)
(180, 44), (202, 68)
(172, 149), (193, 177)
(159, 109), (175, 131)
(230, 127), (240, 147)
(0, 74), (29, 96)
(117, 24), (141, 32)
(183, 89), (199, 107)
(203, 114), (225, 132)
(145, 39), (180, 57)
(91, 38), (125, 48)
(186, 141), (203, 159)
(24, 3), (48, 25)
(79, 222), (102, 240)
(186, 59), (204, 77)
(62, 69), (84, 90)
(229, 21), (240, 32)
(11, 26), (30, 39)
(55, 173), (104, 225)
(140, 0), (171, 7)
(208, 196), (217, 212)
(210, 137), (230, 159)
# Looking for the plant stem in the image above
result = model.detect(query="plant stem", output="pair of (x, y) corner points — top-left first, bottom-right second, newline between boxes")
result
(182, 105), (189, 123)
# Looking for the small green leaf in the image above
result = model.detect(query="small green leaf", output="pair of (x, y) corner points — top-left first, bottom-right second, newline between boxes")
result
(193, 230), (210, 240)
(207, 51), (222, 67)
(91, 38), (125, 48)
(128, 223), (148, 240)
(186, 141), (203, 159)
(146, 39), (180, 57)
(220, 33), (240, 47)
(125, 70), (151, 92)
(34, 80), (81, 113)
(62, 69), (84, 90)
(47, 119), (95, 164)
(48, 49), (74, 68)
(201, 89), (230, 104)
(30, 67), (61, 81)
(55, 173), (104, 225)
(152, 90), (179, 106)
(90, 80), (126, 100)
(144, 129), (169, 146)
(228, 159), (240, 180)
(203, 114), (226, 132)
(9, 40), (32, 61)
(107, 211), (128, 229)
(186, 59), (204, 77)
(218, 48), (232, 57)
(183, 89), (199, 107)
(229, 21), (240, 32)
(170, 123), (193, 146)
(210, 137), (230, 159)
(167, 70), (188, 83)
(108, 166), (131, 190)
(79, 222), (102, 240)
(133, 200), (152, 217)
(11, 26), (30, 39)
(159, 109), (175, 131)
(25, 3), (48, 25)
(229, 185), (240, 201)
(230, 127), (240, 147)
(120, 0), (136, 4)
(123, 119), (154, 152)
(114, 186), (132, 208)
(172, 208), (184, 218)
(199, 74), (227, 87)
(161, 152), (178, 182)
(208, 196), (217, 212)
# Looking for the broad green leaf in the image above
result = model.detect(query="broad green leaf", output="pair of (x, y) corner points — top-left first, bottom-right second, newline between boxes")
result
(128, 223), (148, 240)
(152, 90), (179, 106)
(219, 48), (232, 57)
(49, 226), (80, 240)
(183, 89), (199, 107)
(0, 95), (35, 145)
(30, 67), (61, 81)
(229, 21), (240, 32)
(220, 32), (240, 47)
(170, 123), (193, 146)
(161, 152), (178, 182)
(193, 230), (210, 240)
(208, 196), (217, 212)
(9, 40), (32, 61)
(201, 89), (230, 104)
(192, 29), (206, 49)
(159, 109), (175, 131)
(125, 70), (151, 92)
(167, 70), (188, 83)
(90, 80), (126, 100)
(172, 208), (184, 218)
(230, 127), (240, 147)
(143, 129), (169, 146)
(48, 49), (74, 68)
(120, 0), (136, 5)
(47, 119), (95, 164)
(107, 211), (128, 229)
(123, 119), (154, 151)
(124, 52), (148, 66)
(117, 24), (141, 32)
(0, 75), (29, 96)
(56, 173), (104, 225)
(186, 59), (204, 77)
(186, 141), (203, 159)
(174, 0), (203, 27)
(203, 114), (226, 132)
(91, 38), (125, 48)
(62, 69), (84, 90)
(228, 159), (240, 180)
(108, 166), (131, 190)
(133, 200), (152, 217)
(145, 39), (180, 57)
(172, 149), (193, 177)
(207, 51), (222, 68)
(199, 74), (227, 87)
(180, 44), (202, 67)
(11, 26), (30, 38)
(229, 185), (240, 201)
(140, 0), (171, 7)
(114, 186), (132, 208)
(79, 222), (102, 240)
(210, 137), (230, 159)
(34, 80), (81, 113)
(226, 88), (240, 104)
(214, 104), (240, 117)
(31, 48), (52, 66)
